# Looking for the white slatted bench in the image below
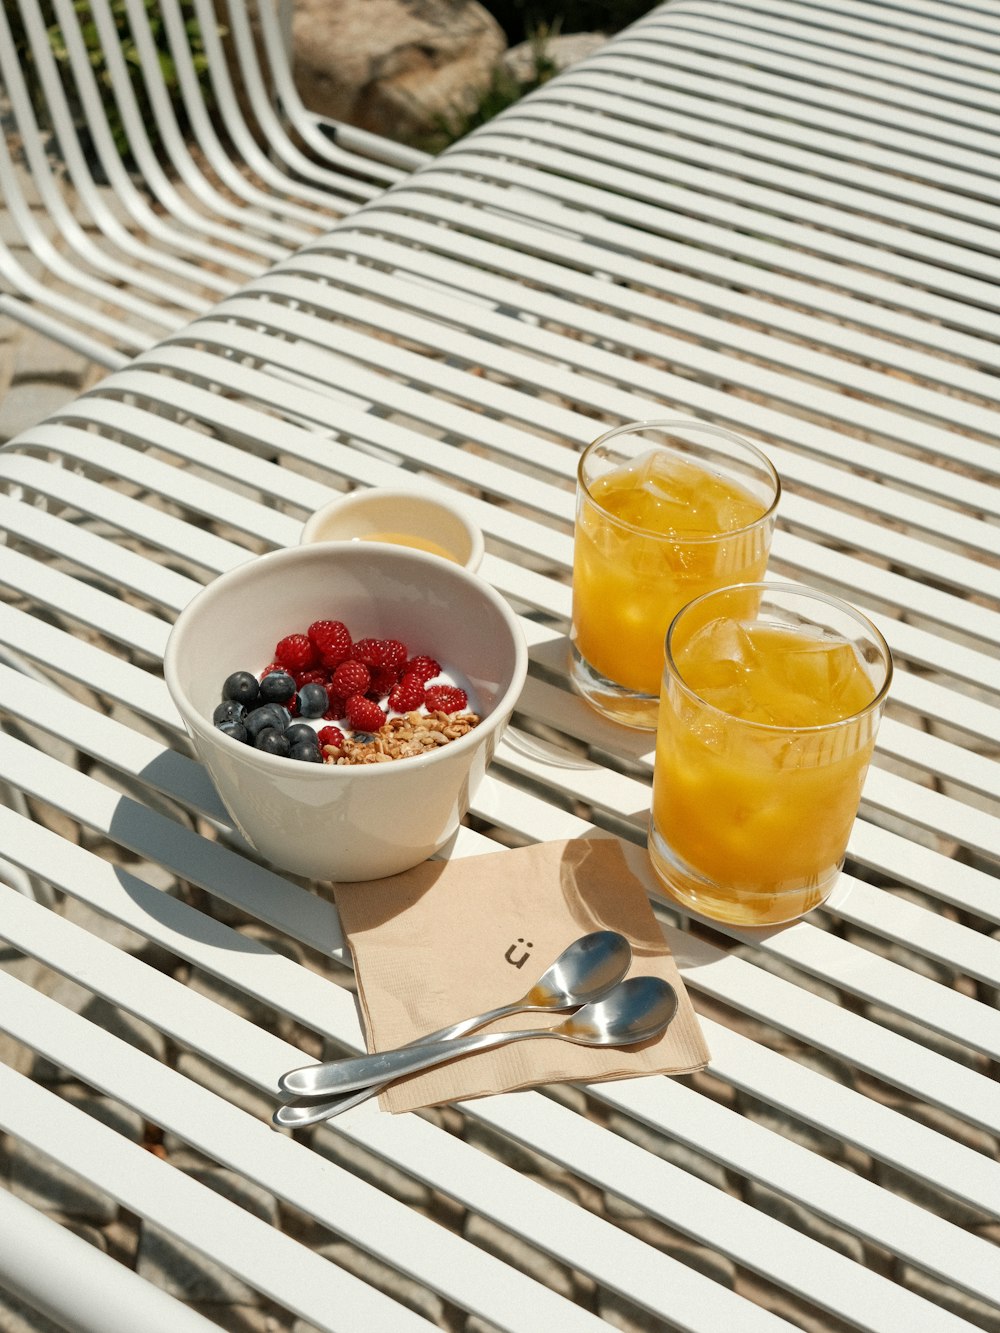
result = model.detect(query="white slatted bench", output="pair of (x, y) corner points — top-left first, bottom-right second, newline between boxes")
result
(0, 0), (425, 370)
(1, 1), (998, 1329)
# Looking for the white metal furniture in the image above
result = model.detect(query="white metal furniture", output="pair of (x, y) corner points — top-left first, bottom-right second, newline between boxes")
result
(0, 0), (425, 369)
(1, 1), (998, 1329)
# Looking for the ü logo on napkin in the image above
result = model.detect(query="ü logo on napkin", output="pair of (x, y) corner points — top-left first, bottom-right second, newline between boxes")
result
(504, 938), (534, 968)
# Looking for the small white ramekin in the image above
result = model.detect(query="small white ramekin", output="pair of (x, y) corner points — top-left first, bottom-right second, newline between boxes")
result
(300, 488), (484, 572)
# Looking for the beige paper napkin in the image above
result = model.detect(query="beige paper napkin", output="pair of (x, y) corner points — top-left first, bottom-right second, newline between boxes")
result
(333, 836), (710, 1112)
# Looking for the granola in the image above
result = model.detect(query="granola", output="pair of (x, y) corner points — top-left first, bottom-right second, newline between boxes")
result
(320, 710), (480, 765)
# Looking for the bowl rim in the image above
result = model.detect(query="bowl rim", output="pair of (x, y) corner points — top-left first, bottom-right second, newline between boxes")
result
(163, 543), (527, 781)
(300, 487), (485, 569)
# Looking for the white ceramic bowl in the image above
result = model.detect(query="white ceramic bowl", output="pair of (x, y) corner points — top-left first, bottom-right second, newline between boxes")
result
(299, 488), (484, 571)
(164, 543), (526, 881)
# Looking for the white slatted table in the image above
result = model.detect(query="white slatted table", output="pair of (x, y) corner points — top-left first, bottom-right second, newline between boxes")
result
(1, 1), (998, 1329)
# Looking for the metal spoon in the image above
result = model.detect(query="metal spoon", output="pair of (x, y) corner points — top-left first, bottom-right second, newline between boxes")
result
(276, 974), (676, 1105)
(273, 930), (632, 1125)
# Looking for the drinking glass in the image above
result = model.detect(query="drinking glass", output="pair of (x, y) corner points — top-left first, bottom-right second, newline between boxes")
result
(570, 419), (779, 729)
(649, 582), (892, 926)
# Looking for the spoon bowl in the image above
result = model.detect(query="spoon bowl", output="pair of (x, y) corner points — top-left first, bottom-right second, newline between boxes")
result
(558, 974), (678, 1046)
(519, 928), (634, 1011)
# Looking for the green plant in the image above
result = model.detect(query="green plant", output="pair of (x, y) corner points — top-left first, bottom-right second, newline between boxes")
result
(11, 0), (218, 167)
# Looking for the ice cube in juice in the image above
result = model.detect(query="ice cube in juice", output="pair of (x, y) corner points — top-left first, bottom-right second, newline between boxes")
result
(573, 451), (769, 698)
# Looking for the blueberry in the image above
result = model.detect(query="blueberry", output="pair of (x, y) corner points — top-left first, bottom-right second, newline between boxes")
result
(259, 671), (296, 704)
(254, 727), (291, 757)
(216, 719), (248, 743)
(213, 699), (245, 726)
(290, 741), (322, 763)
(222, 671), (259, 707)
(242, 708), (271, 738)
(244, 702), (291, 738)
(285, 722), (319, 747)
(297, 682), (328, 719)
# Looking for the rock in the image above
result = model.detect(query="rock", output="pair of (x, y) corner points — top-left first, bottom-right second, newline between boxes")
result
(291, 0), (507, 145)
(501, 31), (609, 85)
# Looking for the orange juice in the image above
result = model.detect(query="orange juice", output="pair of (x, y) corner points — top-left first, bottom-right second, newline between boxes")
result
(573, 450), (772, 701)
(650, 605), (888, 925)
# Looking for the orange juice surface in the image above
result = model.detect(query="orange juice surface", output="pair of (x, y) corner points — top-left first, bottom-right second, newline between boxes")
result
(651, 617), (879, 924)
(573, 451), (769, 697)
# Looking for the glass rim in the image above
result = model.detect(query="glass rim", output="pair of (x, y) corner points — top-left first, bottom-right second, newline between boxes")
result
(578, 417), (781, 544)
(664, 580), (894, 733)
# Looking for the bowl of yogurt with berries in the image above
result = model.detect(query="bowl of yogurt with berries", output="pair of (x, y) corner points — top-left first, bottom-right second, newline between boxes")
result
(164, 543), (527, 881)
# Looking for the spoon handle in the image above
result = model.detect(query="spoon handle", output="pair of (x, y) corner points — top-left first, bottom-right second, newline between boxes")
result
(282, 1025), (552, 1098)
(273, 1082), (391, 1127)
(278, 998), (529, 1099)
(275, 999), (536, 1124)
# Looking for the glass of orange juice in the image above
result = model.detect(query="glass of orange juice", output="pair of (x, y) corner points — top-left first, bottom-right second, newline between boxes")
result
(571, 420), (779, 729)
(649, 583), (892, 926)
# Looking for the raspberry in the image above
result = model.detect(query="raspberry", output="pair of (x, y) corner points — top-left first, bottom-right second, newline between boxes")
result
(405, 655), (441, 683)
(309, 619), (347, 647)
(310, 620), (352, 666)
(259, 662), (284, 679)
(425, 684), (468, 713)
(368, 665), (399, 697)
(295, 668), (329, 688)
(317, 725), (345, 749)
(323, 692), (347, 721)
(346, 694), (385, 733)
(389, 672), (426, 712)
(275, 634), (318, 673)
(378, 639), (408, 672)
(351, 637), (384, 668)
(331, 659), (371, 697)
